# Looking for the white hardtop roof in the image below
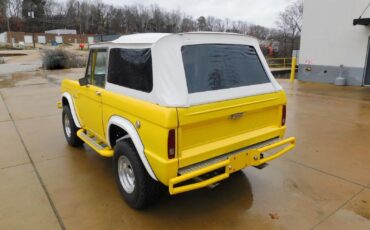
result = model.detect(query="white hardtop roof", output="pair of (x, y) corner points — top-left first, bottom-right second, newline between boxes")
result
(91, 32), (258, 47)
(93, 32), (282, 107)
(111, 33), (170, 44)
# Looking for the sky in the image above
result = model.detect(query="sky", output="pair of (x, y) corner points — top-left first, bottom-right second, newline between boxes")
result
(102, 0), (291, 28)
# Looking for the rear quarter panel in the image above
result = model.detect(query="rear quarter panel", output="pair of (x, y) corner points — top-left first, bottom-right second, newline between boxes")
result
(101, 90), (179, 185)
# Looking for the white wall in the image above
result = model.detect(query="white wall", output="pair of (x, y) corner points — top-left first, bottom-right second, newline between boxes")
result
(38, 36), (46, 44)
(0, 32), (7, 43)
(45, 29), (77, 35)
(24, 35), (33, 44)
(300, 0), (370, 68)
(55, 36), (63, 44)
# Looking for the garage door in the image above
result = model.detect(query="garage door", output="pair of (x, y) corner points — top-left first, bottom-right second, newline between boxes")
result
(24, 35), (33, 44)
(55, 36), (63, 44)
(38, 36), (46, 44)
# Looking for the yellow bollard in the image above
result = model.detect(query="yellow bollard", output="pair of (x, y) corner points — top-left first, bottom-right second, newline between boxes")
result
(290, 57), (297, 82)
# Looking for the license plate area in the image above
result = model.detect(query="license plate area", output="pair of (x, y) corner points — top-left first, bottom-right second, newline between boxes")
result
(226, 149), (261, 173)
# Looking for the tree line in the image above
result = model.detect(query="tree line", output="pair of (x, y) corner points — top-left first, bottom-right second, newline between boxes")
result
(0, 0), (303, 57)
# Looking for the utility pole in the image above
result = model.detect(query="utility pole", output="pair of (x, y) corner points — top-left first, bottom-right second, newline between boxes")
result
(6, 16), (13, 47)
(6, 3), (13, 47)
(28, 9), (35, 49)
(77, 1), (82, 43)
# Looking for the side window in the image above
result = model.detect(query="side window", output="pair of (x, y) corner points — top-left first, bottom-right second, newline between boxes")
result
(85, 49), (107, 88)
(107, 48), (153, 93)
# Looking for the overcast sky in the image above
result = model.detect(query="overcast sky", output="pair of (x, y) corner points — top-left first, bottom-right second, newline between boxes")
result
(103, 0), (291, 28)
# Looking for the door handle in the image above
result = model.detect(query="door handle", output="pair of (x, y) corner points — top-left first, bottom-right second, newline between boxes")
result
(95, 91), (101, 96)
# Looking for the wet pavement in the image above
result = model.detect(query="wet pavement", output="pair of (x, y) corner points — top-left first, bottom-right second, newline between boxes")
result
(0, 67), (370, 229)
(0, 50), (42, 75)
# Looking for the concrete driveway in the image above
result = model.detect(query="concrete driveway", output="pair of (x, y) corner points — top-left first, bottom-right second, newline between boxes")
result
(0, 50), (42, 75)
(0, 69), (369, 229)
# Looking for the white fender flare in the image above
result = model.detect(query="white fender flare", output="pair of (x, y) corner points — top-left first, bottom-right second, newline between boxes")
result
(61, 92), (81, 128)
(107, 116), (158, 181)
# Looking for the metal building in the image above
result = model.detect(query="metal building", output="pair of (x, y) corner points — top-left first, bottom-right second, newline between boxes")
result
(45, 29), (77, 35)
(299, 0), (370, 86)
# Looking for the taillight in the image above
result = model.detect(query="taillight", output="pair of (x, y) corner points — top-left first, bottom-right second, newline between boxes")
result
(168, 129), (176, 159)
(282, 105), (286, 126)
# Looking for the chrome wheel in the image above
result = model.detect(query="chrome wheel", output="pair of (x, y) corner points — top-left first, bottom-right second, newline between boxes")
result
(118, 155), (135, 193)
(64, 113), (71, 138)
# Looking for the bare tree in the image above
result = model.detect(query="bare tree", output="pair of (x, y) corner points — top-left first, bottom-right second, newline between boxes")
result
(276, 0), (303, 55)
(181, 16), (195, 32)
(235, 20), (248, 34)
(0, 0), (7, 17)
(197, 16), (208, 31)
(0, 0), (302, 58)
(247, 24), (269, 40)
(7, 0), (22, 17)
(44, 0), (60, 17)
(224, 17), (231, 31)
(213, 18), (225, 32)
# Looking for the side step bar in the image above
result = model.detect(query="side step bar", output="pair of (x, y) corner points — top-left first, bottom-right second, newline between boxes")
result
(76, 129), (114, 157)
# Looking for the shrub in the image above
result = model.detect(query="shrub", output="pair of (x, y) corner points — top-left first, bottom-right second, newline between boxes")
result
(41, 48), (86, 70)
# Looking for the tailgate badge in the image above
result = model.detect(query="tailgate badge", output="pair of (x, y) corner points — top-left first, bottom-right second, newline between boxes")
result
(229, 112), (244, 120)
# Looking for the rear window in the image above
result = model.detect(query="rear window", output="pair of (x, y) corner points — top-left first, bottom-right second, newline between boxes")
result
(181, 44), (270, 93)
(108, 48), (153, 93)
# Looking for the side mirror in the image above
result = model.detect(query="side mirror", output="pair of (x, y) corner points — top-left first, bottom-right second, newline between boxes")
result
(79, 77), (88, 86)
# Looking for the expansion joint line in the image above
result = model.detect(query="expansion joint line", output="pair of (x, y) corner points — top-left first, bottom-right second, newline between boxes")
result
(0, 92), (66, 230)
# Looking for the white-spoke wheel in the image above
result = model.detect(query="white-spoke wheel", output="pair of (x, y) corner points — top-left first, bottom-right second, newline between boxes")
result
(118, 155), (135, 193)
(64, 112), (71, 138)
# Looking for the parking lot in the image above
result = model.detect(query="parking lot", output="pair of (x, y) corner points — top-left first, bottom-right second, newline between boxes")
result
(0, 57), (370, 229)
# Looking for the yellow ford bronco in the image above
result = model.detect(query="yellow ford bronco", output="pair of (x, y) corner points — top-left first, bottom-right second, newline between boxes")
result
(60, 33), (295, 208)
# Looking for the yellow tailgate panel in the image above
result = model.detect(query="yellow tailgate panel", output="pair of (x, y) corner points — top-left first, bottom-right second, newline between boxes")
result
(177, 91), (287, 168)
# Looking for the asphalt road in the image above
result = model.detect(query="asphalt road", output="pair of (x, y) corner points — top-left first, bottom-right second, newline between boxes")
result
(0, 66), (370, 229)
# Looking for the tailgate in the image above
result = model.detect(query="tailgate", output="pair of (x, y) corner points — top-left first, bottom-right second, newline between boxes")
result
(176, 91), (287, 168)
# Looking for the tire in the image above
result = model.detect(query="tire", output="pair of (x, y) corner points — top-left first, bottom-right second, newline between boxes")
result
(113, 140), (161, 209)
(62, 105), (83, 147)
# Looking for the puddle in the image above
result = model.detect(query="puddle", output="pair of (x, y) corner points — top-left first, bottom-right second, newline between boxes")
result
(0, 68), (84, 88)
(0, 70), (48, 88)
(0, 53), (27, 57)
